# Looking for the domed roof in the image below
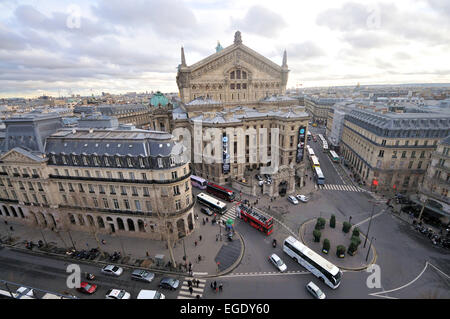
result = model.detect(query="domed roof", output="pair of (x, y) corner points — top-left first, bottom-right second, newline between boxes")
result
(150, 91), (169, 107)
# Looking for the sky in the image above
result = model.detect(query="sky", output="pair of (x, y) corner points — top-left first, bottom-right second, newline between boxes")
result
(0, 0), (449, 98)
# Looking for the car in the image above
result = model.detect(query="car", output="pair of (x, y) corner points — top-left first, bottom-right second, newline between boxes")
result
(264, 174), (272, 184)
(137, 290), (165, 299)
(306, 281), (326, 299)
(200, 207), (213, 216)
(313, 136), (317, 142)
(255, 174), (264, 186)
(268, 253), (287, 272)
(105, 289), (131, 299)
(296, 194), (309, 203)
(287, 195), (299, 205)
(77, 282), (98, 295)
(131, 269), (155, 283)
(101, 265), (123, 277)
(159, 277), (180, 290)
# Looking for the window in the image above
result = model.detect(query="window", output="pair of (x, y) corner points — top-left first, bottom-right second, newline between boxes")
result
(129, 172), (135, 180)
(145, 201), (152, 212)
(161, 187), (168, 197)
(121, 186), (127, 195)
(93, 198), (98, 207)
(62, 194), (68, 204)
(175, 199), (181, 211)
(173, 185), (180, 196)
(124, 199), (130, 210)
(135, 200), (141, 211)
(99, 185), (105, 194)
(411, 151), (416, 158)
(408, 161), (413, 169)
(143, 187), (149, 197)
(141, 173), (147, 180)
(186, 195), (190, 206)
(185, 181), (190, 191)
(65, 169), (70, 176)
(58, 182), (64, 191)
(110, 185), (116, 195)
(78, 184), (84, 192)
(132, 186), (138, 196)
(42, 195), (48, 205)
(392, 151), (397, 158)
(118, 172), (124, 179)
(381, 140), (386, 146)
(157, 158), (163, 168)
(170, 157), (175, 166)
(420, 151), (425, 158)
(88, 184), (94, 193)
(103, 198), (109, 208)
(85, 170), (91, 177)
(172, 171), (178, 179)
(127, 158), (133, 168)
(68, 183), (74, 192)
(54, 168), (59, 176)
(405, 141), (409, 146)
(401, 151), (406, 158)
(414, 140), (418, 146)
(113, 199), (119, 209)
(378, 150), (384, 158)
(417, 161), (422, 169)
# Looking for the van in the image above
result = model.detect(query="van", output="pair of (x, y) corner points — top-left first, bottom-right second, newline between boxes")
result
(306, 281), (326, 299)
(137, 290), (165, 299)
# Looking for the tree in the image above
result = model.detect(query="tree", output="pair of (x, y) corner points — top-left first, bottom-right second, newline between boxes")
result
(348, 241), (358, 256)
(315, 217), (325, 230)
(342, 221), (351, 233)
(313, 230), (321, 242)
(352, 227), (360, 238)
(330, 215), (336, 228)
(322, 239), (330, 254)
(336, 245), (346, 258)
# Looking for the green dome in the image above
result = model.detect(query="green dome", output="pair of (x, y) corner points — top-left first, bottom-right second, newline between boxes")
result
(150, 91), (169, 107)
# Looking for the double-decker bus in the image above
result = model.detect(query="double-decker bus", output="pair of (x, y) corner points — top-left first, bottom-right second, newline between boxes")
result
(190, 175), (207, 190)
(313, 166), (325, 185)
(310, 155), (320, 169)
(283, 236), (342, 289)
(329, 150), (340, 163)
(236, 203), (273, 235)
(196, 193), (227, 214)
(206, 182), (235, 202)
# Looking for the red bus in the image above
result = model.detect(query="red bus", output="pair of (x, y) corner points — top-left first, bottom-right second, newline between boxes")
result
(236, 203), (273, 235)
(206, 182), (235, 202)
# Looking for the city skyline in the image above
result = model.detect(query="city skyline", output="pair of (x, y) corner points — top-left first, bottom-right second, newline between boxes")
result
(1, 0), (450, 98)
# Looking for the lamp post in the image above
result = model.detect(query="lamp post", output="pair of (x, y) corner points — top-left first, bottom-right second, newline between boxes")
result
(364, 201), (377, 248)
(366, 236), (375, 262)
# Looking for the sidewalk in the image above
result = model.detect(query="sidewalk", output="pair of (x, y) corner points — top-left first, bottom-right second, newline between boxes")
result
(0, 215), (243, 277)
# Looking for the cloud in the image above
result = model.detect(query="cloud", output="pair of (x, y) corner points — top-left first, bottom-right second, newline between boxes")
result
(230, 5), (287, 38)
(285, 41), (325, 60)
(91, 0), (199, 38)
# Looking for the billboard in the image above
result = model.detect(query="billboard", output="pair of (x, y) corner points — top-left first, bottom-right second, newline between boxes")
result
(296, 126), (306, 163)
(222, 135), (230, 174)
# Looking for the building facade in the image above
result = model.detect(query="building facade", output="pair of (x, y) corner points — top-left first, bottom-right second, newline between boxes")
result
(0, 113), (195, 240)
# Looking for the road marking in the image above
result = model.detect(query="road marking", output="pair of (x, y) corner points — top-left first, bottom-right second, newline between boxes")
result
(369, 261), (450, 299)
(354, 210), (385, 227)
(177, 277), (207, 299)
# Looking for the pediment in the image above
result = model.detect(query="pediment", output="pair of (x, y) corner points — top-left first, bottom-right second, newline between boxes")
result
(188, 45), (283, 80)
(0, 148), (45, 164)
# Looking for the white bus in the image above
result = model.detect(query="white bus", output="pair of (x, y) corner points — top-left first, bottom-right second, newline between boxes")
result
(283, 236), (342, 289)
(313, 166), (325, 185)
(310, 155), (320, 168)
(307, 146), (315, 158)
(318, 134), (325, 144)
(196, 192), (227, 214)
(190, 175), (207, 190)
(329, 150), (339, 163)
(322, 142), (329, 152)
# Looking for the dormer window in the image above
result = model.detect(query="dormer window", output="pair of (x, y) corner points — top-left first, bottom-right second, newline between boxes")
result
(157, 158), (163, 168)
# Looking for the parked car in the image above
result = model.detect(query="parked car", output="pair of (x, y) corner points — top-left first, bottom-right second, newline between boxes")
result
(137, 290), (165, 299)
(200, 207), (213, 216)
(131, 269), (155, 283)
(264, 174), (272, 184)
(268, 253), (287, 272)
(77, 282), (97, 295)
(101, 265), (123, 277)
(255, 174), (264, 186)
(296, 194), (309, 203)
(287, 195), (299, 205)
(159, 277), (180, 290)
(105, 289), (131, 299)
(306, 281), (326, 299)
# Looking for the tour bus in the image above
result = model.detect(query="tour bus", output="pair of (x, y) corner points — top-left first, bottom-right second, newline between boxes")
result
(313, 166), (325, 185)
(322, 142), (329, 152)
(307, 146), (315, 158)
(329, 150), (340, 163)
(196, 192), (227, 214)
(310, 155), (320, 169)
(190, 175), (207, 190)
(206, 182), (235, 202)
(283, 236), (342, 289)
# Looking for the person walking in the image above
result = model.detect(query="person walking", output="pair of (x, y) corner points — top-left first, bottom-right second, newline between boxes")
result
(189, 286), (193, 295)
(219, 283), (223, 292)
(194, 240), (197, 247)
(199, 235), (202, 241)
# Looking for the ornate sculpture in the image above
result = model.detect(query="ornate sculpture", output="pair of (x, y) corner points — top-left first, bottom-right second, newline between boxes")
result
(234, 31), (242, 45)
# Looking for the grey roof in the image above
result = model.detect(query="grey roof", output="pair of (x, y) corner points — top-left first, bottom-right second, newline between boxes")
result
(172, 106), (188, 120)
(441, 135), (450, 145)
(260, 95), (296, 102)
(5, 147), (46, 162)
(97, 103), (149, 116)
(185, 96), (221, 106)
(45, 128), (177, 157)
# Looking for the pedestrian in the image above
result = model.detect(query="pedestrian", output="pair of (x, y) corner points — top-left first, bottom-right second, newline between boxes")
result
(206, 217), (209, 223)
(4, 220), (7, 225)
(196, 294), (200, 299)
(210, 282), (214, 290)
(199, 235), (202, 241)
(196, 279), (199, 288)
(188, 280), (192, 287)
(189, 286), (193, 295)
(9, 226), (13, 231)
(198, 254), (201, 262)
(101, 239), (106, 245)
(219, 283), (223, 292)
(213, 281), (217, 291)
(216, 234), (218, 241)
(195, 240), (197, 247)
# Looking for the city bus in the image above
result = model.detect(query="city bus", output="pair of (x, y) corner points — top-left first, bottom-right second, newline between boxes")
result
(206, 182), (235, 202)
(283, 236), (342, 289)
(318, 134), (325, 144)
(190, 175), (207, 190)
(313, 166), (325, 185)
(329, 150), (340, 163)
(322, 142), (329, 152)
(310, 155), (320, 169)
(196, 192), (227, 214)
(307, 146), (315, 158)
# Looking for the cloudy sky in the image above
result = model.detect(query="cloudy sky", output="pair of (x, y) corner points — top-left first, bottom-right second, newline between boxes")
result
(1, 0), (449, 98)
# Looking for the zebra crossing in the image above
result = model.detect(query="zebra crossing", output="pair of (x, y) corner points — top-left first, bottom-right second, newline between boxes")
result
(177, 276), (207, 299)
(220, 205), (237, 222)
(319, 184), (365, 192)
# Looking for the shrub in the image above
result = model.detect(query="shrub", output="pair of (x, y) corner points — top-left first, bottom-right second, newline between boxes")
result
(336, 245), (346, 258)
(347, 241), (358, 256)
(351, 236), (362, 247)
(352, 227), (360, 238)
(315, 217), (326, 230)
(322, 239), (330, 254)
(342, 221), (351, 233)
(313, 230), (321, 242)
(330, 215), (336, 228)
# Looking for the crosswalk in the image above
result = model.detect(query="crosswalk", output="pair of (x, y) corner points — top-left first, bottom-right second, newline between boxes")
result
(177, 276), (207, 299)
(220, 205), (237, 223)
(319, 184), (365, 192)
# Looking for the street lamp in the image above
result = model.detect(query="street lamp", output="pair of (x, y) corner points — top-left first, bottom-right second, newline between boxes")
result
(364, 201), (377, 248)
(365, 236), (375, 262)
